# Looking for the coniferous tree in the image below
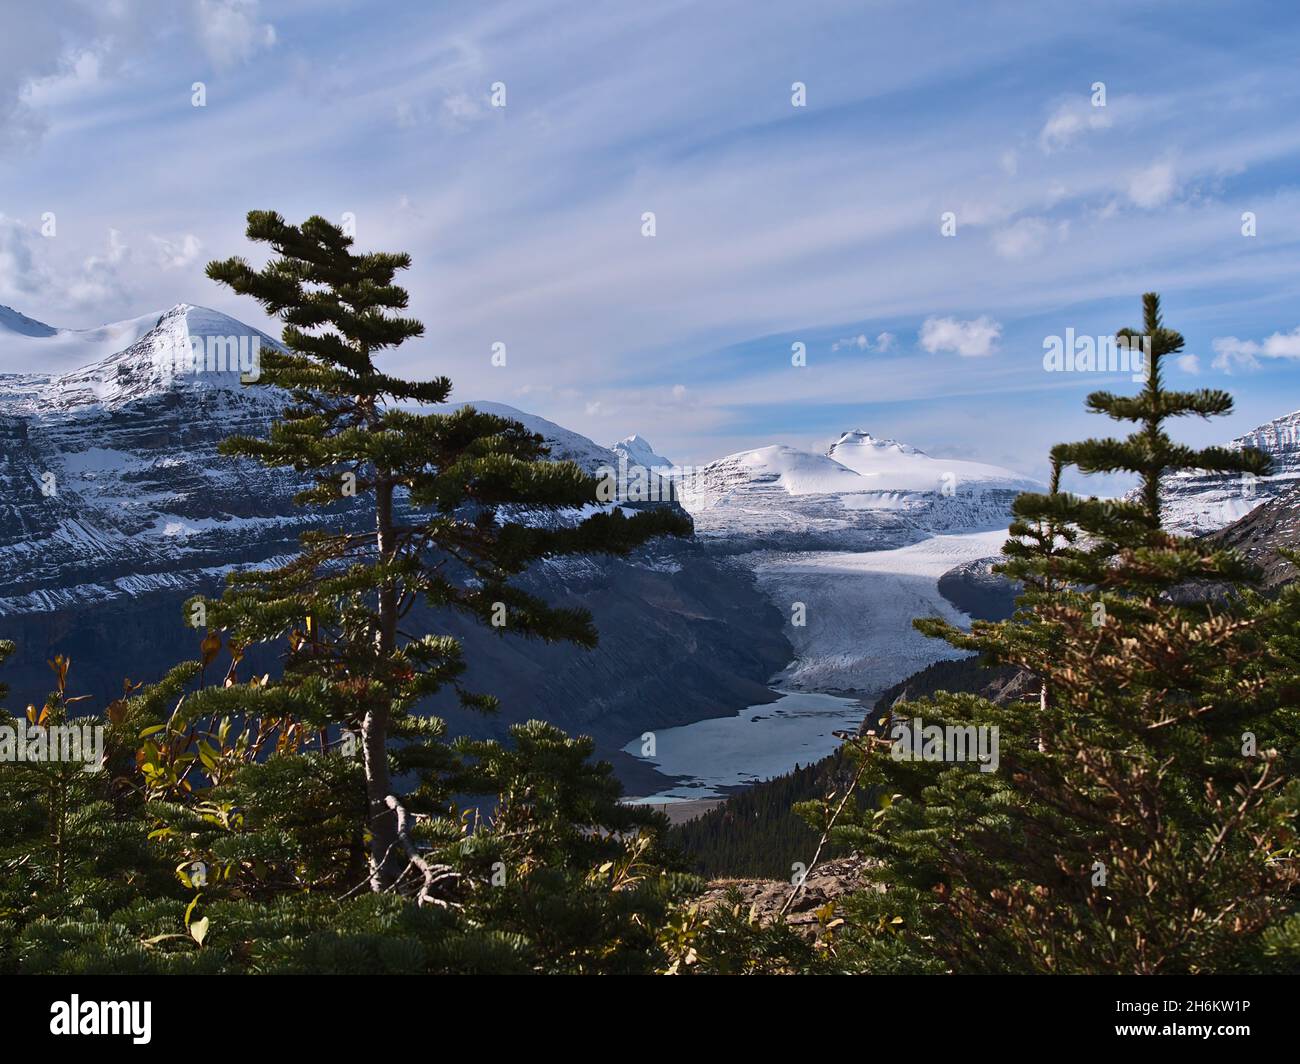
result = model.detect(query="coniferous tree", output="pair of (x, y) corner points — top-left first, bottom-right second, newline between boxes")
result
(821, 293), (1300, 973)
(2, 213), (699, 974)
(3, 651), (695, 973)
(0, 657), (185, 970)
(195, 211), (690, 892)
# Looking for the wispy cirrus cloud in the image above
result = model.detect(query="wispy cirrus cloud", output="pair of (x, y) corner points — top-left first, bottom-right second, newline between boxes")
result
(2, 1), (1300, 470)
(1039, 97), (1112, 152)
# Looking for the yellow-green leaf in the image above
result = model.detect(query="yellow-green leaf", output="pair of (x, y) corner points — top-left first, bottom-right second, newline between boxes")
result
(189, 916), (209, 946)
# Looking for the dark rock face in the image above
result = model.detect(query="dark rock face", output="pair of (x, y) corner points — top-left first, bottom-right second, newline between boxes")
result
(423, 547), (791, 764)
(1, 546), (791, 779)
(1205, 481), (1300, 589)
(937, 556), (1021, 621)
(0, 305), (792, 787)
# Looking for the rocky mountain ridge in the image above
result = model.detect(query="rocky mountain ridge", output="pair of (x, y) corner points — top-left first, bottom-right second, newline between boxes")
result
(1159, 408), (1300, 535)
(0, 304), (790, 793)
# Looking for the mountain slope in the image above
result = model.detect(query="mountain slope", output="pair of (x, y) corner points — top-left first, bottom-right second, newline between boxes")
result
(1205, 480), (1300, 588)
(1160, 408), (1300, 534)
(0, 305), (790, 789)
(611, 434), (674, 470)
(677, 435), (1040, 550)
(450, 400), (622, 474)
(0, 305), (57, 338)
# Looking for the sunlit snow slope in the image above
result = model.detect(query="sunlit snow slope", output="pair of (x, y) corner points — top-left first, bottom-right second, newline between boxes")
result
(677, 433), (1039, 550)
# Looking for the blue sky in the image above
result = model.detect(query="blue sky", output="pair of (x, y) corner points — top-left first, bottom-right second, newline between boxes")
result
(2, 0), (1299, 492)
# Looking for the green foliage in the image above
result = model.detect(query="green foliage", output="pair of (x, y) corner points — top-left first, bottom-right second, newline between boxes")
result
(452, 720), (701, 973)
(672, 759), (844, 879)
(656, 889), (840, 975)
(0, 660), (697, 972)
(0, 662), (186, 971)
(0, 212), (697, 974)
(197, 211), (690, 886)
(823, 293), (1300, 974)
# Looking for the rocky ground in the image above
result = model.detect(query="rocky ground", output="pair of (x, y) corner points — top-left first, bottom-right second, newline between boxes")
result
(697, 854), (882, 939)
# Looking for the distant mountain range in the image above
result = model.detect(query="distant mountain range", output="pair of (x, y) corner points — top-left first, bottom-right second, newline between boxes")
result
(4, 300), (1296, 792)
(0, 304), (788, 794)
(676, 430), (1041, 551)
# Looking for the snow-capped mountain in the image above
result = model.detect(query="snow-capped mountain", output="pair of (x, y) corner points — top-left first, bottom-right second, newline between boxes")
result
(0, 302), (232, 376)
(0, 304), (305, 617)
(451, 400), (623, 475)
(1160, 409), (1300, 534)
(826, 430), (1040, 493)
(0, 304), (788, 788)
(611, 434), (674, 471)
(0, 305), (58, 339)
(677, 433), (1041, 550)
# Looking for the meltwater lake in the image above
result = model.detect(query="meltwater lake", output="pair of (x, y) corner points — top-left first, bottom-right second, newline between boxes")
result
(623, 690), (866, 802)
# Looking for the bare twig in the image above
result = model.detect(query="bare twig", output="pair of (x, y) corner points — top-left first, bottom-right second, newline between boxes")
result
(780, 740), (872, 917)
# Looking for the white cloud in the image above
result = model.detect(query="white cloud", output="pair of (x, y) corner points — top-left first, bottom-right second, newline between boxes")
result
(65, 229), (131, 308)
(1176, 353), (1200, 374)
(831, 333), (869, 352)
(1128, 162), (1177, 208)
(194, 0), (276, 70)
(151, 233), (203, 270)
(0, 214), (50, 300)
(0, 216), (132, 308)
(829, 331), (900, 354)
(992, 216), (1050, 259)
(919, 315), (1002, 358)
(21, 49), (104, 108)
(1039, 99), (1111, 152)
(1211, 328), (1300, 372)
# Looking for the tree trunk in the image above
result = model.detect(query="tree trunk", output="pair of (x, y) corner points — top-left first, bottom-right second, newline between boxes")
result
(364, 473), (402, 889)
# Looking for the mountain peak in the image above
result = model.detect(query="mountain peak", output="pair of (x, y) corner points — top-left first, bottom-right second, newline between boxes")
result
(611, 434), (674, 470)
(0, 300), (282, 388)
(32, 304), (281, 410)
(830, 429), (924, 458)
(0, 304), (57, 338)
